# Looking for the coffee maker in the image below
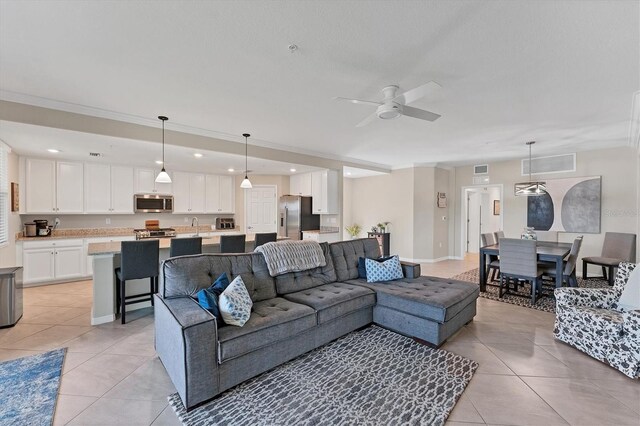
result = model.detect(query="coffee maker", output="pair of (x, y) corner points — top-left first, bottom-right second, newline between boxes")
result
(33, 220), (51, 237)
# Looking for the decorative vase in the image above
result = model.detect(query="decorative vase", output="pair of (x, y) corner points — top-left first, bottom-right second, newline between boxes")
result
(521, 227), (537, 240)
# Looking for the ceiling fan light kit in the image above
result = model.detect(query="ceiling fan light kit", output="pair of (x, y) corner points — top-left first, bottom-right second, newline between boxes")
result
(155, 116), (172, 184)
(335, 81), (442, 127)
(240, 133), (253, 189)
(514, 141), (547, 196)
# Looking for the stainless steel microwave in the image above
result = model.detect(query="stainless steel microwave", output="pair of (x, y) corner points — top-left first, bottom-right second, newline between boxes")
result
(134, 194), (173, 213)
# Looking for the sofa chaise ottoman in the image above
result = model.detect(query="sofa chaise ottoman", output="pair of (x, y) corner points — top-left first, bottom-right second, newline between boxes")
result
(154, 238), (478, 409)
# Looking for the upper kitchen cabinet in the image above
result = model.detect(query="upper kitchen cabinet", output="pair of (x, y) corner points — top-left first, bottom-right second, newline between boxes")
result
(289, 173), (312, 196)
(205, 174), (235, 214)
(25, 158), (84, 213)
(173, 172), (206, 214)
(311, 169), (338, 214)
(85, 164), (134, 213)
(134, 168), (173, 195)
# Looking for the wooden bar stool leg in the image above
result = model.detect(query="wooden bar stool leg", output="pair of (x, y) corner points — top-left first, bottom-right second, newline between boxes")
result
(150, 277), (155, 307)
(120, 279), (126, 324)
(115, 276), (120, 315)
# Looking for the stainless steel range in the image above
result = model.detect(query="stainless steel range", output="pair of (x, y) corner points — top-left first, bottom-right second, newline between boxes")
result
(134, 228), (177, 240)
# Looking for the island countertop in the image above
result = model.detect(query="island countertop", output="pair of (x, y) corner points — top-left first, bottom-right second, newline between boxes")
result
(88, 234), (287, 255)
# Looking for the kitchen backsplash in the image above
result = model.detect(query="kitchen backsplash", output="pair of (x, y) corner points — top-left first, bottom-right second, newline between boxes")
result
(20, 214), (233, 230)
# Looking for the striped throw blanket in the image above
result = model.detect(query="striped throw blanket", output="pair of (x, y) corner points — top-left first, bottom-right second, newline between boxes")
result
(255, 240), (326, 276)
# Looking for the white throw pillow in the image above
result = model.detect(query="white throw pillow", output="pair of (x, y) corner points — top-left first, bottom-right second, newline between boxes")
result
(615, 264), (640, 312)
(218, 276), (253, 326)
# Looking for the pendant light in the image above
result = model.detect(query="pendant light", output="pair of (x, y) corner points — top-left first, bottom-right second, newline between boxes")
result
(155, 116), (172, 183)
(514, 141), (546, 196)
(240, 133), (253, 189)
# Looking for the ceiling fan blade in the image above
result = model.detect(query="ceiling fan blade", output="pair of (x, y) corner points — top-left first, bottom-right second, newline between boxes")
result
(394, 81), (441, 105)
(333, 97), (381, 107)
(401, 105), (441, 122)
(355, 112), (378, 127)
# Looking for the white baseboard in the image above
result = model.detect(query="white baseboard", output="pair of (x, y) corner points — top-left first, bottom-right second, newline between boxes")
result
(91, 313), (115, 325)
(400, 256), (461, 263)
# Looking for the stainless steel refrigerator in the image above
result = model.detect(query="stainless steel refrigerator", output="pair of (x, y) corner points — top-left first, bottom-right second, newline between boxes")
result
(279, 196), (320, 240)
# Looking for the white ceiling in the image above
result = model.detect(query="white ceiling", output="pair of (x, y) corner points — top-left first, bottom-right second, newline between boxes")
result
(0, 120), (321, 176)
(0, 1), (638, 168)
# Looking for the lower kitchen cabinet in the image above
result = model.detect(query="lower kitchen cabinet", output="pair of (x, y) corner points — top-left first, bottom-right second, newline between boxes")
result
(22, 239), (85, 284)
(302, 231), (341, 243)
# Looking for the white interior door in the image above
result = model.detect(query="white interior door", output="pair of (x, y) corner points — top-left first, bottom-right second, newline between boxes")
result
(467, 191), (481, 253)
(245, 186), (277, 233)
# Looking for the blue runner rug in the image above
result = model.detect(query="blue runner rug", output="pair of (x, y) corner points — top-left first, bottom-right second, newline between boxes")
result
(0, 348), (66, 426)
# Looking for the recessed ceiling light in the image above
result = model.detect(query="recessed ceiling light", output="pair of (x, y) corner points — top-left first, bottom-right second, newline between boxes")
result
(194, 153), (203, 158)
(227, 168), (235, 172)
(290, 168), (297, 172)
(155, 160), (163, 165)
(346, 172), (352, 176)
(47, 149), (60, 153)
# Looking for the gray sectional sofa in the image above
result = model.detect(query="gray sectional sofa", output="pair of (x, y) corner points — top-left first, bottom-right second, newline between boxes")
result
(154, 238), (479, 410)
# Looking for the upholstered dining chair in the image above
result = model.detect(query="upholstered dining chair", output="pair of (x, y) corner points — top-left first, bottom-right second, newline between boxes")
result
(582, 232), (636, 285)
(254, 232), (278, 250)
(541, 236), (583, 287)
(481, 233), (500, 282)
(494, 230), (505, 241)
(220, 234), (247, 253)
(499, 238), (544, 304)
(535, 231), (558, 243)
(170, 237), (202, 257)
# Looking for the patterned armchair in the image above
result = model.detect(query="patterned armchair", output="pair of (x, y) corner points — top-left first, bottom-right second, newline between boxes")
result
(554, 262), (639, 378)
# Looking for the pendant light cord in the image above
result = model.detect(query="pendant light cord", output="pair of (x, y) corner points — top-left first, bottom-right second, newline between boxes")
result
(162, 119), (165, 167)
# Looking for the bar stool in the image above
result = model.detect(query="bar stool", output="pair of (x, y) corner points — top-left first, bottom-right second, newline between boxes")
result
(170, 237), (202, 257)
(220, 234), (246, 253)
(254, 232), (277, 250)
(115, 239), (159, 324)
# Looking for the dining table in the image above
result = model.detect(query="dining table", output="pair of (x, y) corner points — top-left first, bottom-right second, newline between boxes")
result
(479, 241), (572, 292)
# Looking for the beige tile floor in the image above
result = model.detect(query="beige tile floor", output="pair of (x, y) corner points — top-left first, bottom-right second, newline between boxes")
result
(1, 255), (637, 425)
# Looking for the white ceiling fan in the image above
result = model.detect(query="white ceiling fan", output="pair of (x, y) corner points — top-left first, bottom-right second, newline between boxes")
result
(335, 81), (442, 127)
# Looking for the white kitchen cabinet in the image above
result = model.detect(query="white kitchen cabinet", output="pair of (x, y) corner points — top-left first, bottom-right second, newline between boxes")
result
(22, 239), (84, 284)
(85, 164), (134, 213)
(135, 168), (173, 195)
(205, 174), (235, 213)
(289, 173), (312, 196)
(311, 170), (338, 214)
(24, 158), (83, 213)
(173, 172), (205, 214)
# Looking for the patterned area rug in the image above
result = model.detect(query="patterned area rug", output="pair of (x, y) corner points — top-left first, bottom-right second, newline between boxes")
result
(169, 326), (478, 426)
(0, 348), (66, 425)
(451, 268), (609, 313)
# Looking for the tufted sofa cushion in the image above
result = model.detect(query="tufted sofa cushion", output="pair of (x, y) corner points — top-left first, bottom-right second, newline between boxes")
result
(275, 243), (338, 295)
(347, 276), (479, 323)
(330, 238), (381, 282)
(161, 253), (276, 302)
(283, 282), (376, 324)
(216, 297), (316, 362)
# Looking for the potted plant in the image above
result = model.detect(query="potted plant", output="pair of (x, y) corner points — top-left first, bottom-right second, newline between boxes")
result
(377, 221), (391, 233)
(345, 224), (362, 239)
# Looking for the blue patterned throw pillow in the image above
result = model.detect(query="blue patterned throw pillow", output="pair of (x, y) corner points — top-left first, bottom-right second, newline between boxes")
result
(219, 276), (253, 326)
(197, 273), (231, 324)
(357, 256), (394, 279)
(365, 255), (404, 283)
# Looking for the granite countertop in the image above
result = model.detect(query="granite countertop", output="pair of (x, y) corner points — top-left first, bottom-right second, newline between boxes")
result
(303, 227), (340, 234)
(16, 226), (241, 241)
(88, 235), (288, 255)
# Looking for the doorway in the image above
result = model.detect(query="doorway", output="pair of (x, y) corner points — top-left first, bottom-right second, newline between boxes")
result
(461, 185), (503, 255)
(244, 185), (278, 234)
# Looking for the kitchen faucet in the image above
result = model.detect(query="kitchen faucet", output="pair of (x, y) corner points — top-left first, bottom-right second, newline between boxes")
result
(191, 217), (199, 236)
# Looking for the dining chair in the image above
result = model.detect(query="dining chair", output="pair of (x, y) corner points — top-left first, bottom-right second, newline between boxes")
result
(220, 234), (247, 253)
(536, 231), (558, 243)
(254, 232), (277, 250)
(494, 230), (505, 241)
(170, 237), (202, 257)
(115, 239), (159, 324)
(499, 238), (544, 304)
(582, 232), (637, 285)
(481, 233), (500, 282)
(541, 236), (583, 287)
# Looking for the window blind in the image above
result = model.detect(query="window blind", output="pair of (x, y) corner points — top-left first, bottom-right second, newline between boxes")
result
(0, 143), (8, 246)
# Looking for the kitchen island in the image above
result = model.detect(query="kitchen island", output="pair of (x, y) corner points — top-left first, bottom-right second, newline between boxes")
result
(87, 234), (286, 325)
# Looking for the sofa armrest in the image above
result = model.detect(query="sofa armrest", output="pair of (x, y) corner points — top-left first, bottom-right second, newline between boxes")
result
(401, 261), (421, 279)
(554, 287), (618, 311)
(154, 295), (219, 409)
